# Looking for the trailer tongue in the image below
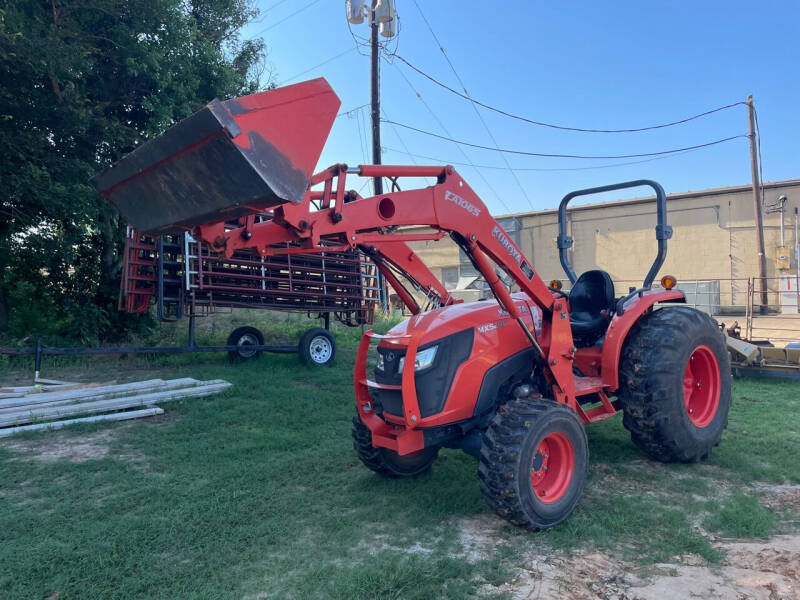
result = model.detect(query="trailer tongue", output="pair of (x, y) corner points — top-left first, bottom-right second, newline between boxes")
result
(92, 78), (340, 233)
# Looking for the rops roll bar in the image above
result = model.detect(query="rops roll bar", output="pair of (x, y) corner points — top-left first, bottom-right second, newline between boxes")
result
(556, 179), (672, 288)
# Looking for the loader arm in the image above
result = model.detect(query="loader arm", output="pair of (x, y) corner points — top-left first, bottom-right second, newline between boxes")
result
(192, 186), (459, 316)
(358, 240), (459, 315)
(192, 164), (578, 407)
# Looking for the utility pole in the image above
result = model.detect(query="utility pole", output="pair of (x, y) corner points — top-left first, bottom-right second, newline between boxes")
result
(370, 0), (383, 197)
(369, 0), (387, 310)
(347, 0), (396, 311)
(747, 95), (769, 313)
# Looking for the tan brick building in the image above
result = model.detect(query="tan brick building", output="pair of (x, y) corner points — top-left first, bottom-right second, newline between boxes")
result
(406, 179), (800, 313)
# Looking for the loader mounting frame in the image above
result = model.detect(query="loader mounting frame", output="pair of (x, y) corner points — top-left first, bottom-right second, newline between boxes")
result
(188, 164), (685, 455)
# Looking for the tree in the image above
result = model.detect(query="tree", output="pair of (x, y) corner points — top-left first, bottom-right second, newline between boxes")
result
(0, 0), (267, 342)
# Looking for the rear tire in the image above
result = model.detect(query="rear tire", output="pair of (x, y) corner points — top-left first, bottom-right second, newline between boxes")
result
(352, 413), (439, 477)
(226, 326), (264, 362)
(478, 399), (589, 529)
(299, 328), (336, 366)
(618, 306), (732, 463)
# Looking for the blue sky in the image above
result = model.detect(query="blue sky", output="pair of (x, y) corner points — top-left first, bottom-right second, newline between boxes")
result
(242, 1), (799, 215)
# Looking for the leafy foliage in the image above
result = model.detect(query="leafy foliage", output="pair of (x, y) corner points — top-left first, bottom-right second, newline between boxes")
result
(0, 0), (267, 343)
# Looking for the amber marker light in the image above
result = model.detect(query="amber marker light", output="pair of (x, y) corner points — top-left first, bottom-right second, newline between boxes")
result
(549, 280), (563, 290)
(660, 275), (677, 289)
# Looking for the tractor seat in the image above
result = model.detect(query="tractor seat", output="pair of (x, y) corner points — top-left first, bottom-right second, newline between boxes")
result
(568, 270), (615, 345)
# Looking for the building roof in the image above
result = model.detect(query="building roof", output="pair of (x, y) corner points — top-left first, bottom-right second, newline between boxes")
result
(494, 178), (800, 220)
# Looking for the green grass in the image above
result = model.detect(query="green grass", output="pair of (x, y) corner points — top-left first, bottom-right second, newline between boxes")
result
(0, 316), (798, 598)
(703, 493), (776, 538)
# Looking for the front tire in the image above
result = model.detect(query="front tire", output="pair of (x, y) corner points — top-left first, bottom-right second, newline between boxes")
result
(618, 306), (732, 463)
(352, 413), (439, 477)
(478, 399), (589, 529)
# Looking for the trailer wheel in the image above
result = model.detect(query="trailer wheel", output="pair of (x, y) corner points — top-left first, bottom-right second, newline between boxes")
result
(618, 306), (732, 463)
(478, 399), (588, 529)
(299, 328), (336, 366)
(352, 412), (439, 477)
(227, 326), (264, 362)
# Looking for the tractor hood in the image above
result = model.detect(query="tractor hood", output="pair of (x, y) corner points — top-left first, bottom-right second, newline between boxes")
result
(381, 292), (539, 349)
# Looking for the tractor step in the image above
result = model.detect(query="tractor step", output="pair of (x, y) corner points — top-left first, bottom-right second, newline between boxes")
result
(574, 376), (603, 396)
(573, 377), (619, 423)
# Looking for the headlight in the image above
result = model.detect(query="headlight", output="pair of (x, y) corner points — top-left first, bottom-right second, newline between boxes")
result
(376, 351), (385, 371)
(398, 345), (438, 372)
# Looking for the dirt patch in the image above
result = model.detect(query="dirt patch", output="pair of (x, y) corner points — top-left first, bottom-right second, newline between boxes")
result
(458, 514), (508, 563)
(484, 552), (643, 600)
(481, 535), (800, 600)
(724, 536), (800, 584)
(352, 531), (442, 559)
(1, 426), (146, 465)
(756, 483), (800, 513)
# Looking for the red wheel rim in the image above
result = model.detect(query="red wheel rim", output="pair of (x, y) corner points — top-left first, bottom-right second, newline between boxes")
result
(683, 345), (721, 428)
(530, 432), (575, 504)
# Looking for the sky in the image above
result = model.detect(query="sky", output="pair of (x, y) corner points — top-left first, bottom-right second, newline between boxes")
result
(241, 0), (800, 216)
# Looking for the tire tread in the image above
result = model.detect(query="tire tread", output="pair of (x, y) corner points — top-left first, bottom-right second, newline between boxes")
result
(618, 306), (731, 463)
(478, 398), (588, 528)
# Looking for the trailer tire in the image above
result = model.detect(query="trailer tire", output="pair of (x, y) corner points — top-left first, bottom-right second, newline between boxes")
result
(352, 413), (439, 477)
(227, 326), (264, 362)
(618, 306), (732, 463)
(299, 328), (336, 366)
(478, 399), (589, 529)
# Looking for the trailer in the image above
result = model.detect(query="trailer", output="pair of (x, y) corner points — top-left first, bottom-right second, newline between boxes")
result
(119, 225), (380, 362)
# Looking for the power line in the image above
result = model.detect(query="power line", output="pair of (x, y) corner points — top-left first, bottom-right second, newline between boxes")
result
(355, 105), (369, 166)
(251, 0), (292, 24)
(250, 0), (321, 38)
(382, 120), (749, 160)
(392, 54), (747, 134)
(9, 202), (38, 224)
(381, 145), (716, 172)
(0, 205), (38, 228)
(407, 0), (531, 208)
(348, 9), (403, 54)
(359, 108), (372, 169)
(337, 104), (370, 118)
(390, 61), (510, 212)
(279, 47), (357, 85)
(347, 17), (370, 56)
(357, 178), (371, 195)
(262, 0), (292, 14)
(382, 108), (417, 165)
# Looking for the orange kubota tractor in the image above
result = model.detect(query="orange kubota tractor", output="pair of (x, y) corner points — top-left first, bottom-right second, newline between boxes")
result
(95, 79), (732, 528)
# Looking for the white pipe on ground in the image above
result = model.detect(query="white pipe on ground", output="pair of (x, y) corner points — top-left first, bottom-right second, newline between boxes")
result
(0, 408), (165, 438)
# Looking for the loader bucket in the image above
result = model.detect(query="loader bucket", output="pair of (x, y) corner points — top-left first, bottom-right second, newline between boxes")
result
(92, 78), (341, 232)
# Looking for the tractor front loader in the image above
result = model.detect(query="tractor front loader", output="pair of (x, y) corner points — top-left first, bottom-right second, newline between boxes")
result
(96, 79), (732, 529)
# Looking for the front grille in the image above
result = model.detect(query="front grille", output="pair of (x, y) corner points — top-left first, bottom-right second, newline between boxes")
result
(372, 328), (474, 418)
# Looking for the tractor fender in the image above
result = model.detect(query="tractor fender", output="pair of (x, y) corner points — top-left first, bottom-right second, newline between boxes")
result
(600, 289), (686, 391)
